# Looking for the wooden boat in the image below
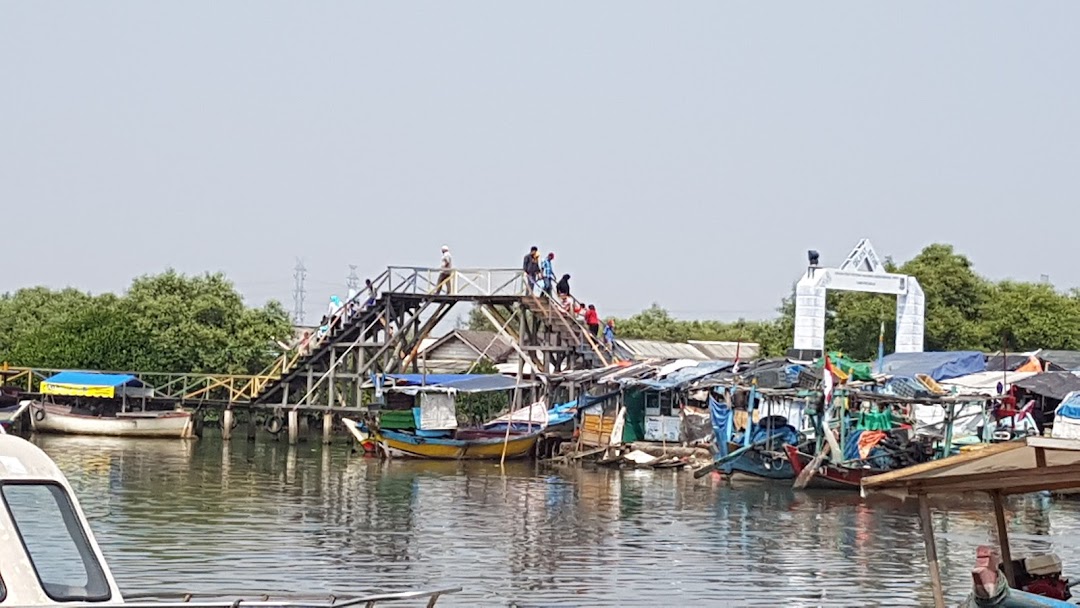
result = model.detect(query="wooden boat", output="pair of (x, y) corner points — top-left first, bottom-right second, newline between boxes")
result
(722, 445), (795, 480)
(373, 427), (541, 460)
(863, 437), (1080, 607)
(784, 443), (886, 490)
(0, 431), (460, 606)
(341, 417), (377, 453)
(28, 401), (195, 439)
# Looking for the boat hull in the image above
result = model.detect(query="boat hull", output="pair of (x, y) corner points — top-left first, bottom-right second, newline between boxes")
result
(374, 428), (539, 460)
(721, 448), (796, 480)
(29, 402), (194, 438)
(784, 444), (883, 490)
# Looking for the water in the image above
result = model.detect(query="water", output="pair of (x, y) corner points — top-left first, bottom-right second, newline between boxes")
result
(31, 433), (1080, 607)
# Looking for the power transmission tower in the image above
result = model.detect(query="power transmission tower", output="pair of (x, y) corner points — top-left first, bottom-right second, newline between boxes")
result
(293, 258), (307, 324)
(346, 265), (360, 290)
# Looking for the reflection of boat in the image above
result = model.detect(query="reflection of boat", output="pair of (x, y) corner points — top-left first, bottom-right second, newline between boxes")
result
(784, 444), (885, 490)
(0, 431), (460, 606)
(29, 402), (194, 439)
(374, 428), (541, 460)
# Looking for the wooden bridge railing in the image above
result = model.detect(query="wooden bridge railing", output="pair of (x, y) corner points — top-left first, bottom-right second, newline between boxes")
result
(0, 366), (279, 404)
(385, 267), (527, 297)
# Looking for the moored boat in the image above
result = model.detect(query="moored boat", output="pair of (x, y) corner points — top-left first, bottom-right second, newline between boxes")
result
(28, 371), (195, 439)
(723, 444), (796, 480)
(29, 401), (195, 439)
(784, 443), (885, 490)
(373, 427), (541, 460)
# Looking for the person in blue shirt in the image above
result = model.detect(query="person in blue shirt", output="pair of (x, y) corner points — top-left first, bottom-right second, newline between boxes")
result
(540, 252), (556, 296)
(603, 320), (616, 353)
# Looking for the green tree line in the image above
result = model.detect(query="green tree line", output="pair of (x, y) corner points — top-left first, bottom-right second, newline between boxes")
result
(613, 244), (1080, 360)
(0, 271), (292, 374)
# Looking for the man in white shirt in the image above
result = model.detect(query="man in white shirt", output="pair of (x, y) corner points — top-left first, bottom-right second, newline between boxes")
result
(435, 245), (453, 294)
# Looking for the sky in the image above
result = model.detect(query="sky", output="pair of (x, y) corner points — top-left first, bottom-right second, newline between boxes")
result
(3, 2), (1079, 325)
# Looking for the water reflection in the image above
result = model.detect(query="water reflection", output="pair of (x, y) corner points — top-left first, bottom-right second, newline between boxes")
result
(30, 433), (1080, 607)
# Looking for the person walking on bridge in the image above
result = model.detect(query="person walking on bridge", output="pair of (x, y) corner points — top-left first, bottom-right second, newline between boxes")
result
(556, 273), (571, 298)
(435, 245), (453, 294)
(522, 246), (541, 293)
(540, 252), (555, 297)
(584, 304), (601, 338)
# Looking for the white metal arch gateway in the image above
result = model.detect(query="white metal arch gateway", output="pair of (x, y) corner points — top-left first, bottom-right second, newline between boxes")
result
(793, 239), (925, 353)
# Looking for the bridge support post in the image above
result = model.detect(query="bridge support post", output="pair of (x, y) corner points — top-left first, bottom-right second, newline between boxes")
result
(298, 412), (310, 441)
(288, 410), (299, 445)
(323, 412), (333, 444)
(247, 408), (257, 442)
(222, 408), (234, 440)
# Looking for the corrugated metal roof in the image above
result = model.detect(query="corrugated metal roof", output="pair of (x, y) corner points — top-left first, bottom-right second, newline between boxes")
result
(688, 340), (760, 360)
(621, 339), (710, 361)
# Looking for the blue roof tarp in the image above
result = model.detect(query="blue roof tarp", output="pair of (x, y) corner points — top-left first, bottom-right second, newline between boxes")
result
(40, 372), (145, 398)
(879, 351), (986, 382)
(43, 372), (142, 387)
(434, 375), (535, 393)
(631, 361), (734, 391)
(385, 374), (483, 386)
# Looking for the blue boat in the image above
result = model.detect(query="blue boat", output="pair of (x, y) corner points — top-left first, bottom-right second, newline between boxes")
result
(720, 443), (795, 480)
(707, 386), (803, 481)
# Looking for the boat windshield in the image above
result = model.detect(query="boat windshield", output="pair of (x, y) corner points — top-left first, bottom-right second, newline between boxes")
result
(1, 482), (111, 602)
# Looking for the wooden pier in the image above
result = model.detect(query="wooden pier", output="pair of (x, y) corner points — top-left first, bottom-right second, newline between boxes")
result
(1, 267), (611, 445)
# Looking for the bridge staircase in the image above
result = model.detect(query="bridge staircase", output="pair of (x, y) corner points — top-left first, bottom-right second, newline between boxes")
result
(250, 267), (614, 407)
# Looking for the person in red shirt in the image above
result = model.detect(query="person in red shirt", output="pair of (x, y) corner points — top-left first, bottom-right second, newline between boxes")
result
(584, 304), (600, 338)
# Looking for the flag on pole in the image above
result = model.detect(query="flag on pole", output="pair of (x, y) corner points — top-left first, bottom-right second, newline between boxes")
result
(876, 321), (886, 374)
(822, 354), (836, 404)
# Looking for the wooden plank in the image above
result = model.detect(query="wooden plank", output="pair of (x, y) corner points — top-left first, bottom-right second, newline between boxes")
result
(919, 494), (946, 608)
(1036, 447), (1047, 468)
(863, 440), (1029, 489)
(906, 463), (1080, 495)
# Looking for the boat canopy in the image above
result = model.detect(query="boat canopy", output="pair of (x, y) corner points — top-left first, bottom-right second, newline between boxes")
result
(40, 371), (154, 399)
(862, 436), (1080, 498)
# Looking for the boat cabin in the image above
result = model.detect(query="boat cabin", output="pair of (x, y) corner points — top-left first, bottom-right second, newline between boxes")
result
(862, 436), (1080, 608)
(0, 433), (125, 605)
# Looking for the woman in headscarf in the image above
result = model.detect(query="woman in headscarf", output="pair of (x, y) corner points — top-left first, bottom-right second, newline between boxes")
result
(556, 274), (571, 297)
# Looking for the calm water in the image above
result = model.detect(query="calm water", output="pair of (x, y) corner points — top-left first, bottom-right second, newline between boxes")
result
(32, 433), (1080, 607)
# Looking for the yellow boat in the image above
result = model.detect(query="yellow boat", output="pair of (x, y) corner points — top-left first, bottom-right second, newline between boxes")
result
(373, 428), (541, 460)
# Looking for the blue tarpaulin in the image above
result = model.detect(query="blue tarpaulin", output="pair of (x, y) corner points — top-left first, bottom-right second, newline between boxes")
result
(1058, 392), (1080, 420)
(632, 361), (734, 391)
(42, 371), (143, 387)
(879, 351), (986, 381)
(709, 395), (733, 456)
(385, 374), (484, 386)
(734, 423), (800, 448)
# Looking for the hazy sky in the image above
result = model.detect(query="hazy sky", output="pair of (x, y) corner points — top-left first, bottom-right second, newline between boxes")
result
(3, 2), (1078, 324)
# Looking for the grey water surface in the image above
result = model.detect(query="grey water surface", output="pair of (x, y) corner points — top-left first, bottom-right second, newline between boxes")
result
(34, 434), (1080, 608)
